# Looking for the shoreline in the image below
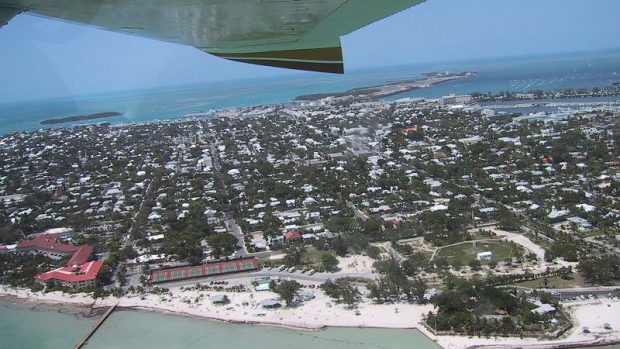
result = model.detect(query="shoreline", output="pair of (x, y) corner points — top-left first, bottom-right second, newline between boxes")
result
(118, 304), (327, 331)
(2, 285), (619, 349)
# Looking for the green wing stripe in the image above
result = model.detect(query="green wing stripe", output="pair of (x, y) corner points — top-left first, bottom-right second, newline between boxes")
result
(210, 46), (343, 61)
(229, 58), (344, 74)
(0, 6), (21, 28)
(208, 45), (344, 73)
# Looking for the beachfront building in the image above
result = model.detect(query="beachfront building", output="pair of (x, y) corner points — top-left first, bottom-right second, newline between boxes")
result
(17, 233), (94, 266)
(297, 290), (315, 301)
(36, 260), (103, 289)
(16, 233), (80, 260)
(17, 232), (101, 289)
(150, 257), (259, 283)
(211, 295), (230, 305)
(261, 299), (281, 309)
(255, 282), (271, 292)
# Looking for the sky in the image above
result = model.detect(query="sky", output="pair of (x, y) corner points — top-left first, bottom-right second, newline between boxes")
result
(0, 0), (619, 103)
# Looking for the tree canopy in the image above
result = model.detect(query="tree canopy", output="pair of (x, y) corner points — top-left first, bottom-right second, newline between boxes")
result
(207, 233), (238, 259)
(270, 279), (301, 306)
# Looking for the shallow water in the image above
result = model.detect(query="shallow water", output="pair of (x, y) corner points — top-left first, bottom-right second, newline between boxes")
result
(0, 300), (96, 349)
(0, 301), (441, 349)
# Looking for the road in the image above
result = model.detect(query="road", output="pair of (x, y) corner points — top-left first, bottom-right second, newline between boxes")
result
(380, 241), (405, 262)
(156, 269), (379, 288)
(541, 287), (620, 300)
(108, 177), (156, 290)
(207, 134), (227, 199)
(207, 134), (251, 259)
(124, 179), (156, 248)
(224, 216), (248, 258)
(348, 202), (369, 221)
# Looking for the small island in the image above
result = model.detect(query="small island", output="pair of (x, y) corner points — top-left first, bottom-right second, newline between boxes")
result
(40, 111), (123, 125)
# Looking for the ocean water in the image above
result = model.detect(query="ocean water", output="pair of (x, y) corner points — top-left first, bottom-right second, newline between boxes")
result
(0, 300), (97, 349)
(0, 301), (441, 349)
(385, 49), (620, 100)
(2, 301), (620, 349)
(0, 49), (619, 135)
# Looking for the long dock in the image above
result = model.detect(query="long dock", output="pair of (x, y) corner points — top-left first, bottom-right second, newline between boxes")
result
(73, 302), (118, 349)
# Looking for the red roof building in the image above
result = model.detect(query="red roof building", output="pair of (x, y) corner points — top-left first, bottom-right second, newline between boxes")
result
(150, 258), (259, 283)
(403, 125), (418, 133)
(19, 233), (100, 289)
(67, 245), (94, 266)
(284, 231), (301, 241)
(37, 260), (103, 288)
(16, 233), (79, 258)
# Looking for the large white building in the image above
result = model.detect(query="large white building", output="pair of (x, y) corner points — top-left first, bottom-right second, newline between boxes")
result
(440, 94), (472, 106)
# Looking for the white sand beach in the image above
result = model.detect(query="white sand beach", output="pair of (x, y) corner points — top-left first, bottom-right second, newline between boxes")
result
(2, 284), (618, 349)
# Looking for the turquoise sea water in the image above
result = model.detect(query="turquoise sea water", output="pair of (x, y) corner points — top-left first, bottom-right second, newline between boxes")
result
(0, 300), (97, 349)
(2, 300), (620, 349)
(86, 310), (442, 349)
(1, 49), (619, 135)
(0, 300), (441, 349)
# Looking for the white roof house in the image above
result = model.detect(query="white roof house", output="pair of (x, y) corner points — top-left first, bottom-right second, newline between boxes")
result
(146, 234), (165, 241)
(548, 207), (569, 219)
(567, 216), (592, 230)
(479, 207), (497, 214)
(476, 251), (492, 261)
(148, 212), (162, 221)
(576, 204), (595, 212)
(430, 204), (448, 212)
(531, 303), (556, 315)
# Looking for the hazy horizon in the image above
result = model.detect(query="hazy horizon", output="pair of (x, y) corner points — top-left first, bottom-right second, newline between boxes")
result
(1, 0), (619, 103)
(2, 47), (618, 106)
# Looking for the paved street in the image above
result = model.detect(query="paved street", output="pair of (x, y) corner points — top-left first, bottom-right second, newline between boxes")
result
(224, 216), (248, 257)
(154, 268), (379, 289)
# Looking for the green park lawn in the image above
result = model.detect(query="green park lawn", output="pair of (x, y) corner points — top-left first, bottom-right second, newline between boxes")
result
(434, 240), (516, 265)
(509, 273), (589, 289)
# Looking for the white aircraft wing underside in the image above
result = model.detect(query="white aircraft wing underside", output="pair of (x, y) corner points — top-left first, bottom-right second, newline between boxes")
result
(0, 0), (426, 73)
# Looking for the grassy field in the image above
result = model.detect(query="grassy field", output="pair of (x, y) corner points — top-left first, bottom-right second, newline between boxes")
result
(511, 273), (620, 289)
(302, 248), (326, 265)
(435, 240), (515, 265)
(259, 247), (330, 270)
(510, 273), (589, 289)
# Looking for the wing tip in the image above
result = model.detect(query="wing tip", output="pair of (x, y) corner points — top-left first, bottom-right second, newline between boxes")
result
(0, 6), (23, 28)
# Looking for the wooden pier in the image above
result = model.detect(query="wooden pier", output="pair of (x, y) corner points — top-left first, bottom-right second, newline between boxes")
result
(73, 302), (118, 349)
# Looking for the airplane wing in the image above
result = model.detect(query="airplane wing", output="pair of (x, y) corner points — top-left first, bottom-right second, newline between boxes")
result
(0, 0), (426, 73)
